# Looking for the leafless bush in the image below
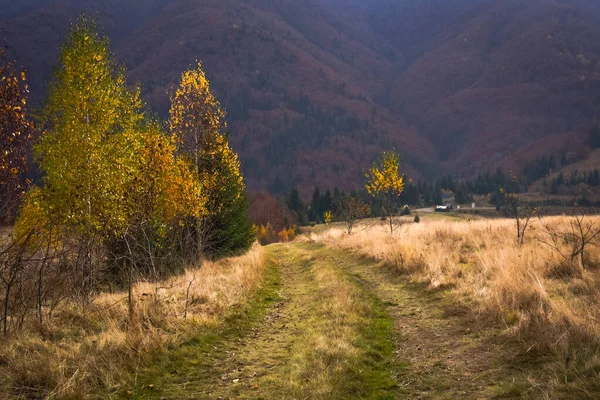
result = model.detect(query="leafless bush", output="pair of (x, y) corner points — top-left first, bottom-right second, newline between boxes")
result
(502, 190), (538, 245)
(538, 212), (600, 273)
(335, 195), (371, 234)
(389, 214), (411, 237)
(0, 224), (75, 334)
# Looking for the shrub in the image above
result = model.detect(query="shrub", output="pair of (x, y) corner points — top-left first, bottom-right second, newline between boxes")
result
(286, 226), (296, 241)
(257, 223), (278, 245)
(414, 215), (420, 223)
(278, 229), (289, 242)
(256, 223), (296, 244)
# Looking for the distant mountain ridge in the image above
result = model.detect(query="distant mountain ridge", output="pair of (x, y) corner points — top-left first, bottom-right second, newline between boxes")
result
(2, 0), (599, 195)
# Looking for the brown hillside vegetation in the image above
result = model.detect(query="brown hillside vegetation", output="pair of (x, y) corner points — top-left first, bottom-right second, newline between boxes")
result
(387, 0), (600, 174)
(2, 0), (600, 193)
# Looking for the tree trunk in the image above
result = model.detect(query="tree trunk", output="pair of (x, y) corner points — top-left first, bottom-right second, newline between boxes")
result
(184, 277), (195, 319)
(128, 262), (134, 320)
(196, 219), (203, 266)
(3, 282), (11, 335)
(38, 264), (43, 325)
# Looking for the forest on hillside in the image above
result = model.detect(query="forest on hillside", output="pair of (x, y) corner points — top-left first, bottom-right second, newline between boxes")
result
(3, 0), (600, 194)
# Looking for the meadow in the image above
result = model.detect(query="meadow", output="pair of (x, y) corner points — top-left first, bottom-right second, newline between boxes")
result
(2, 212), (600, 399)
(308, 213), (600, 397)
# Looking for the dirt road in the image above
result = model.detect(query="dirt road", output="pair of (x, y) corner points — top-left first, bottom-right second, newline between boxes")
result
(128, 242), (538, 399)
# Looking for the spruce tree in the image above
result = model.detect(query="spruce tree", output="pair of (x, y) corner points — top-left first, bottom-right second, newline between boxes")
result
(310, 187), (321, 222)
(287, 188), (308, 225)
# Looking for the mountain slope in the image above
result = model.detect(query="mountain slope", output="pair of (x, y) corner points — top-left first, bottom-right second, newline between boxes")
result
(376, 0), (600, 174)
(0, 0), (436, 195)
(2, 0), (600, 194)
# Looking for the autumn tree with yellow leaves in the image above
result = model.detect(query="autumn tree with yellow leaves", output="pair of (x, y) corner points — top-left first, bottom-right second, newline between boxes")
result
(15, 17), (205, 315)
(113, 120), (205, 315)
(365, 150), (405, 234)
(169, 63), (253, 258)
(2, 18), (256, 327)
(32, 17), (148, 300)
(0, 38), (33, 222)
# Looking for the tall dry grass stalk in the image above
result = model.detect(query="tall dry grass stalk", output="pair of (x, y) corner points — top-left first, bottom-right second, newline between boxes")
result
(308, 216), (600, 383)
(0, 244), (266, 399)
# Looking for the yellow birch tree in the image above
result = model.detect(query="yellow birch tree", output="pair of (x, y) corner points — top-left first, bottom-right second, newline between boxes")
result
(365, 150), (405, 235)
(169, 63), (253, 257)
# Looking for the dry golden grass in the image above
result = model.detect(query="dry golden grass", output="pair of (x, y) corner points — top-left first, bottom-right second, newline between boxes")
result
(0, 244), (266, 399)
(286, 250), (369, 397)
(307, 215), (600, 392)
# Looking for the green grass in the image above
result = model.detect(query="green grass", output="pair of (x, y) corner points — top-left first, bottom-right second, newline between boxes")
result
(292, 242), (399, 399)
(351, 291), (399, 399)
(117, 242), (402, 399)
(115, 259), (282, 399)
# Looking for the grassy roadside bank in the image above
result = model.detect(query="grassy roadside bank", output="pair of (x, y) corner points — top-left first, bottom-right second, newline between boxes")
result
(0, 245), (272, 399)
(124, 257), (282, 399)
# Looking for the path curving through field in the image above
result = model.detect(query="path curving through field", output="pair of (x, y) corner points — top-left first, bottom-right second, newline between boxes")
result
(129, 241), (538, 399)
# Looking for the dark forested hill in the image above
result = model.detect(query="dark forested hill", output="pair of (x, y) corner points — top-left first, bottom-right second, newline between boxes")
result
(2, 0), (600, 195)
(374, 0), (600, 175)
